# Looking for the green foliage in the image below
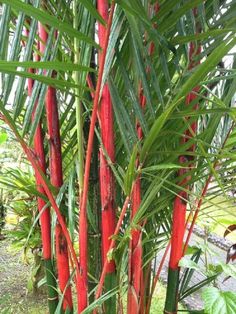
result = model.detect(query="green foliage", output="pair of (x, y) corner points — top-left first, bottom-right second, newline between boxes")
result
(179, 244), (236, 307)
(202, 287), (236, 314)
(0, 132), (8, 145)
(5, 196), (44, 292)
(6, 198), (41, 251)
(0, 0), (236, 312)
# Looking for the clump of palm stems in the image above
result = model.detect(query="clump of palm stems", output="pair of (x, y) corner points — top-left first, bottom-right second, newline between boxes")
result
(97, 0), (117, 312)
(0, 0), (236, 313)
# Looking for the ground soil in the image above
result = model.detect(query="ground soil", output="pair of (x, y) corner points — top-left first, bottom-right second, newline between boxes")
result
(0, 239), (47, 314)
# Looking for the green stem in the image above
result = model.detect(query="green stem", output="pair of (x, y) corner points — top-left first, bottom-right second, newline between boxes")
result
(164, 268), (179, 314)
(104, 273), (117, 313)
(73, 0), (84, 196)
(44, 259), (58, 314)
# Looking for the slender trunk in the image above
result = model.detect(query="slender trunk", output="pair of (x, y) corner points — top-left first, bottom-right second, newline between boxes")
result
(164, 10), (201, 314)
(78, 2), (115, 311)
(33, 97), (59, 314)
(24, 23), (58, 313)
(97, 0), (116, 312)
(38, 23), (73, 313)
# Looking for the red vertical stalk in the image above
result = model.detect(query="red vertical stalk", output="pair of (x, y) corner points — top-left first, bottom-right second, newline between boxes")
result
(98, 0), (116, 281)
(31, 82), (52, 262)
(78, 2), (115, 312)
(24, 23), (58, 313)
(38, 24), (73, 312)
(167, 41), (201, 269)
(1, 98), (127, 314)
(25, 26), (51, 262)
(164, 9), (201, 314)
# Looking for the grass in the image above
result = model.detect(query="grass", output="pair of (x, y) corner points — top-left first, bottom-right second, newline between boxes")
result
(0, 239), (47, 314)
(150, 282), (187, 313)
(0, 280), (187, 314)
(0, 294), (47, 314)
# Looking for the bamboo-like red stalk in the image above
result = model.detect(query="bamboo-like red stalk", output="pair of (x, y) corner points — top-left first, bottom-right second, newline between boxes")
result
(32, 108), (51, 260)
(98, 0), (116, 283)
(146, 207), (205, 314)
(128, 4), (160, 313)
(25, 26), (52, 262)
(24, 23), (58, 313)
(165, 10), (201, 314)
(78, 2), (115, 312)
(38, 23), (73, 312)
(27, 52), (51, 261)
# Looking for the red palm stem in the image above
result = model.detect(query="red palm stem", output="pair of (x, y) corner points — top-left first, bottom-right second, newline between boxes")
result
(165, 9), (201, 314)
(24, 23), (58, 313)
(78, 1), (115, 312)
(26, 41), (52, 262)
(38, 23), (73, 312)
(98, 0), (116, 278)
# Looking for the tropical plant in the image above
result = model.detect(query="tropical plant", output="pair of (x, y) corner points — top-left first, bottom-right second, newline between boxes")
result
(0, 167), (48, 292)
(6, 198), (44, 293)
(179, 242), (236, 314)
(0, 0), (236, 313)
